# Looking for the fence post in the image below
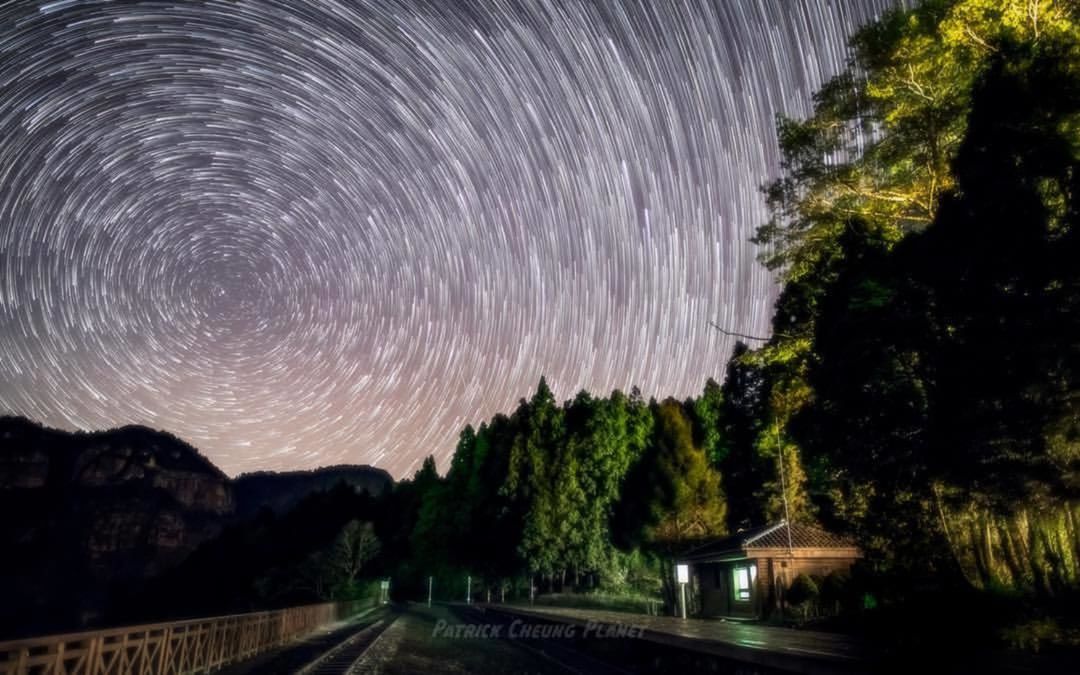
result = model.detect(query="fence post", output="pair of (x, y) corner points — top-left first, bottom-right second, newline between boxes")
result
(87, 634), (102, 675)
(157, 627), (170, 674)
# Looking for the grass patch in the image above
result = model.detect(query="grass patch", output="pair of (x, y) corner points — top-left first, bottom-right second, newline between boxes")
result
(522, 591), (663, 616)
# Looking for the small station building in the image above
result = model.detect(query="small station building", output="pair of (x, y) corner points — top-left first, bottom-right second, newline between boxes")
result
(678, 520), (860, 618)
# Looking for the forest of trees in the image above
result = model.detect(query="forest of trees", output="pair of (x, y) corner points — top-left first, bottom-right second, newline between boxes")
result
(390, 382), (728, 603)
(144, 0), (1080, 654)
(752, 0), (1080, 600)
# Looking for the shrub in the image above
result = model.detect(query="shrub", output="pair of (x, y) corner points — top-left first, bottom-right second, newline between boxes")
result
(820, 570), (851, 614)
(788, 573), (820, 621)
(788, 573), (819, 607)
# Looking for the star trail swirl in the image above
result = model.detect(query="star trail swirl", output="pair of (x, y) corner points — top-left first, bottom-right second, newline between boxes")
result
(0, 0), (895, 477)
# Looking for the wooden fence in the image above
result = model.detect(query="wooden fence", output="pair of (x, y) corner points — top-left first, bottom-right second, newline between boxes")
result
(0, 600), (369, 675)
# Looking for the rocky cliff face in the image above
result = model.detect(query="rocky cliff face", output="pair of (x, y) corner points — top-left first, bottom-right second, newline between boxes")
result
(0, 417), (237, 634)
(0, 416), (392, 638)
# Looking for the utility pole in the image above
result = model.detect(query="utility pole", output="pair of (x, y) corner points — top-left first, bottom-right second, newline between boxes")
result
(774, 418), (794, 555)
(466, 575), (471, 604)
(428, 576), (433, 608)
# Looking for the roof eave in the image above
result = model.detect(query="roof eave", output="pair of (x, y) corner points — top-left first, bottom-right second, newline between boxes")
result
(743, 545), (862, 558)
(677, 548), (748, 564)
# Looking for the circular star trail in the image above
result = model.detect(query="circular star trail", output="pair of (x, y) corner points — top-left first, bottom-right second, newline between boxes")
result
(0, 0), (896, 477)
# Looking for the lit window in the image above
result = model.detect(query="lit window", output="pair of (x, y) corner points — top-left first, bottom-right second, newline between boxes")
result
(733, 565), (756, 601)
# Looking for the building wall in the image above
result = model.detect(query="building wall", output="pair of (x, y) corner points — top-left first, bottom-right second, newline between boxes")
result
(695, 560), (757, 618)
(693, 552), (859, 618)
(756, 554), (859, 616)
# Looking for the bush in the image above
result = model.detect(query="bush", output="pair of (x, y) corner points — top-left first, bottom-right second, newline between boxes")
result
(820, 570), (851, 614)
(788, 573), (820, 607)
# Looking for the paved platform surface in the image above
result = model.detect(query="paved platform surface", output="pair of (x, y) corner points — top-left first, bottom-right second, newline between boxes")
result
(485, 604), (867, 673)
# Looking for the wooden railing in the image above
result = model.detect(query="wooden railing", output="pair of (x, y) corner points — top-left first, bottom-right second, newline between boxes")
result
(0, 600), (370, 675)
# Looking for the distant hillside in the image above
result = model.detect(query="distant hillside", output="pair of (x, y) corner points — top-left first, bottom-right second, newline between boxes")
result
(0, 416), (393, 638)
(234, 465), (391, 520)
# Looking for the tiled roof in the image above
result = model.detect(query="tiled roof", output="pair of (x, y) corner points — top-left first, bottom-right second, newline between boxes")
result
(746, 521), (855, 549)
(679, 520), (857, 561)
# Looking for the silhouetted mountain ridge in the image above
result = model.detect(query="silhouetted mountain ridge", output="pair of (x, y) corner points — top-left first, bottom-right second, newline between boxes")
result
(0, 415), (393, 637)
(233, 464), (392, 520)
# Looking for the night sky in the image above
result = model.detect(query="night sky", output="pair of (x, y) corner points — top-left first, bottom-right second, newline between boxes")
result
(0, 0), (894, 478)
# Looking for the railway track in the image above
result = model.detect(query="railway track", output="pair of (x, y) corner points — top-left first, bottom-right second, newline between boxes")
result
(450, 604), (634, 675)
(297, 612), (398, 675)
(281, 603), (633, 675)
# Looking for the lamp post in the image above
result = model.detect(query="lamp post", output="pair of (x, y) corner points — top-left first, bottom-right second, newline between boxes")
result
(380, 579), (390, 604)
(676, 564), (689, 619)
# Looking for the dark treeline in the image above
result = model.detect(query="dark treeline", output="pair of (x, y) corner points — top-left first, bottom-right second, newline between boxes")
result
(143, 386), (726, 618)
(139, 484), (385, 621)
(387, 382), (725, 606)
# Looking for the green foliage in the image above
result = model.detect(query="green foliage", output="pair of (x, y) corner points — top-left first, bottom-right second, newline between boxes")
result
(759, 0), (1079, 281)
(638, 399), (727, 547)
(795, 37), (1080, 591)
(394, 378), (727, 599)
(691, 378), (725, 465)
(529, 590), (663, 616)
(735, 1), (1080, 568)
(715, 0), (1080, 609)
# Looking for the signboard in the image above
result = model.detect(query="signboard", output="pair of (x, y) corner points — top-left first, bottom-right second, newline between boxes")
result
(675, 563), (689, 584)
(380, 580), (390, 590)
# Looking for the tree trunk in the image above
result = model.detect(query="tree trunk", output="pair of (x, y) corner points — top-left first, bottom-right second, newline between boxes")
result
(983, 514), (997, 587)
(999, 516), (1026, 588)
(932, 485), (972, 585)
(1066, 505), (1080, 585)
(970, 513), (990, 588)
(1029, 522), (1051, 597)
